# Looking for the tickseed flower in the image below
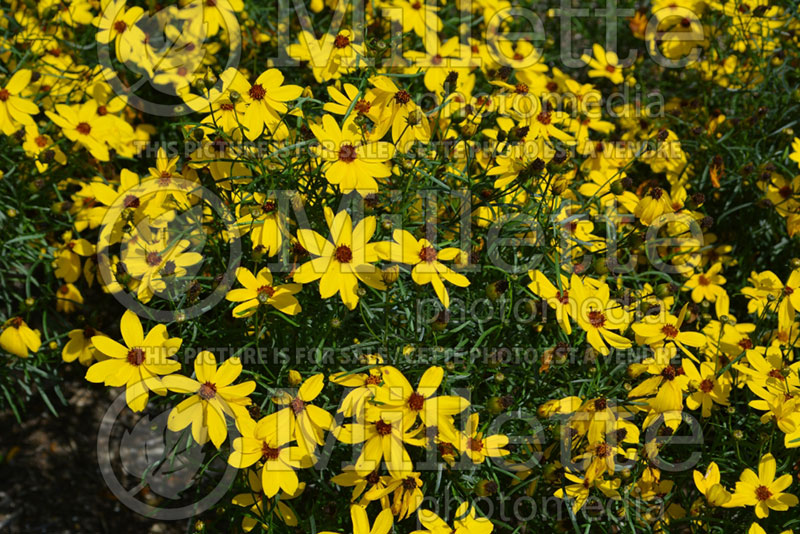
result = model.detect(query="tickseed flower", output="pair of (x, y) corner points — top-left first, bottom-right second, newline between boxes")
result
(377, 230), (469, 308)
(293, 207), (386, 310)
(454, 413), (509, 464)
(685, 263), (729, 316)
(62, 325), (105, 366)
(632, 304), (708, 361)
(46, 101), (115, 161)
(226, 266), (302, 317)
(413, 501), (494, 534)
(161, 351), (255, 448)
(0, 69), (40, 135)
(364, 470), (423, 520)
(693, 462), (732, 506)
(370, 366), (469, 439)
(0, 317), (41, 358)
(528, 269), (577, 335)
(228, 68), (303, 141)
(319, 505), (393, 534)
(571, 275), (632, 355)
(228, 408), (312, 497)
(86, 310), (182, 411)
(725, 453), (799, 518)
(330, 354), (385, 417)
(232, 470), (305, 532)
(310, 114), (395, 196)
(272, 373), (334, 456)
(581, 43), (625, 84)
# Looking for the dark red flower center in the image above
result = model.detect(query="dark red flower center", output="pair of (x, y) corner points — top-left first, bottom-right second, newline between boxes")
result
(127, 347), (145, 366)
(407, 392), (425, 411)
(661, 324), (679, 338)
(587, 310), (606, 328)
(335, 245), (353, 263)
(468, 437), (483, 451)
(334, 33), (350, 48)
(291, 397), (305, 414)
(146, 252), (162, 266)
(249, 84), (266, 100)
(376, 420), (392, 435)
(419, 246), (437, 263)
(0, 89), (10, 101)
(76, 122), (91, 135)
(755, 485), (772, 501)
(338, 144), (357, 162)
(261, 443), (280, 460)
(199, 381), (217, 400)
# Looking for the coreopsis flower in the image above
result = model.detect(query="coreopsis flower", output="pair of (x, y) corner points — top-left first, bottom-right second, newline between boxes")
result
(272, 373), (334, 456)
(319, 505), (393, 534)
(554, 465), (621, 514)
(330, 354), (384, 417)
(454, 413), (509, 464)
(634, 186), (675, 225)
(627, 346), (690, 426)
(236, 192), (288, 255)
(331, 466), (391, 507)
(725, 453), (799, 518)
(581, 44), (625, 84)
(376, 230), (469, 308)
(225, 266), (302, 318)
(46, 101), (115, 161)
(94, 0), (144, 59)
(790, 137), (800, 167)
(693, 462), (732, 506)
(412, 501), (494, 534)
(86, 310), (182, 411)
(632, 304), (707, 360)
(777, 269), (800, 326)
(364, 470), (423, 520)
(334, 410), (425, 477)
(682, 359), (731, 417)
(310, 114), (395, 196)
(22, 126), (66, 172)
(684, 263), (729, 316)
(229, 68), (303, 141)
(293, 208), (386, 310)
(161, 351), (255, 448)
(122, 226), (204, 303)
(0, 317), (41, 358)
(571, 275), (632, 355)
(372, 366), (468, 427)
(0, 69), (39, 135)
(56, 283), (83, 314)
(53, 231), (95, 283)
(228, 408), (312, 497)
(62, 326), (105, 366)
(232, 470), (304, 532)
(368, 76), (431, 150)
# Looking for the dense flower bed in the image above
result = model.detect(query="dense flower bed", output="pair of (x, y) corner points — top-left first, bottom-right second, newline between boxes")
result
(1, 0), (800, 532)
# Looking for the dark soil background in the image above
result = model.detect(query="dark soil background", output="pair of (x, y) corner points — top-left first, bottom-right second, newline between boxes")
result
(0, 365), (185, 534)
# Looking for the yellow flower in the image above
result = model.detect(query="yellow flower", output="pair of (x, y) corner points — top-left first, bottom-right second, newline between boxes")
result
(634, 186), (675, 225)
(62, 325), (105, 366)
(319, 505), (393, 534)
(272, 373), (333, 456)
(683, 359), (731, 417)
(364, 470), (423, 520)
(581, 44), (625, 84)
(46, 101), (115, 161)
(412, 501), (494, 534)
(162, 351), (255, 448)
(228, 68), (302, 141)
(228, 408), (312, 497)
(725, 453), (799, 518)
(232, 470), (304, 532)
(684, 262), (729, 316)
(455, 413), (509, 464)
(310, 114), (395, 196)
(0, 317), (41, 358)
(632, 304), (708, 360)
(370, 366), (469, 439)
(293, 208), (386, 310)
(528, 269), (576, 335)
(56, 283), (83, 314)
(693, 461), (732, 506)
(86, 310), (182, 411)
(571, 276), (632, 355)
(226, 266), (302, 317)
(0, 69), (39, 136)
(377, 230), (469, 308)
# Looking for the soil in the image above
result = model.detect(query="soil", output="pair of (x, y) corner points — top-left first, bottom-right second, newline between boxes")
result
(0, 364), (186, 534)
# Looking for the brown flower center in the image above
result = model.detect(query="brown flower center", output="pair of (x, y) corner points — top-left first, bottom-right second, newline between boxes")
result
(536, 112), (552, 125)
(354, 99), (371, 114)
(123, 194), (140, 208)
(261, 443), (280, 460)
(515, 83), (529, 94)
(35, 135), (48, 147)
(291, 397), (305, 414)
(0, 88), (10, 101)
(76, 122), (91, 135)
(334, 33), (350, 48)
(402, 477), (418, 490)
(199, 381), (217, 400)
(779, 186), (793, 199)
(587, 310), (606, 328)
(113, 20), (127, 33)
(407, 392), (425, 411)
(467, 437), (484, 452)
(649, 187), (664, 199)
(661, 365), (677, 380)
(697, 275), (710, 286)
(661, 324), (679, 338)
(338, 144), (357, 162)
(419, 246), (437, 263)
(555, 290), (569, 304)
(594, 398), (607, 410)
(376, 420), (392, 435)
(335, 245), (353, 263)
(596, 443), (613, 458)
(755, 485), (772, 501)
(605, 65), (616, 73)
(127, 347), (145, 366)
(699, 379), (714, 393)
(249, 84), (266, 100)
(394, 90), (412, 105)
(146, 251), (162, 266)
